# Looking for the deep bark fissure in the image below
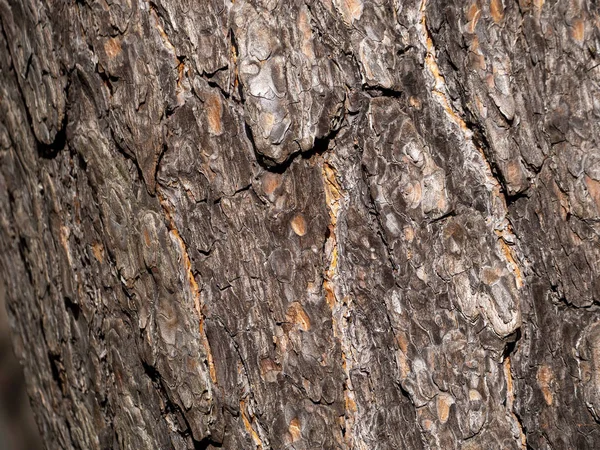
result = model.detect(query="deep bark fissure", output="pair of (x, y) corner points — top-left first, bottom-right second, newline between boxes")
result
(360, 164), (400, 273)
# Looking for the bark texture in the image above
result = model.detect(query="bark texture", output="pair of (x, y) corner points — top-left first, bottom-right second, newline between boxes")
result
(1, 0), (600, 448)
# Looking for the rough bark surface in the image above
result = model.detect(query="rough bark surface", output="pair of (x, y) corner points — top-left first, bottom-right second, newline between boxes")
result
(1, 0), (600, 448)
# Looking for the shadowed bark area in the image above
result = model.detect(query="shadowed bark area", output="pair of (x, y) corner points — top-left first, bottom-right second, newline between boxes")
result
(1, 0), (600, 448)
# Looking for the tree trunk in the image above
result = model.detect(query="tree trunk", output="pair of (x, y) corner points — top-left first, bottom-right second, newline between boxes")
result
(1, 0), (600, 448)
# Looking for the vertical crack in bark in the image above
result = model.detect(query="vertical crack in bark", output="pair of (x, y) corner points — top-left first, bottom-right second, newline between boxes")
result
(419, 1), (526, 446)
(504, 356), (527, 449)
(148, 1), (187, 109)
(418, 0), (523, 289)
(175, 57), (187, 106)
(228, 27), (240, 100)
(321, 159), (356, 448)
(156, 190), (218, 386)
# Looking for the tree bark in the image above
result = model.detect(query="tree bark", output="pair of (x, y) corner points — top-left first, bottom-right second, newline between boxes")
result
(1, 0), (600, 448)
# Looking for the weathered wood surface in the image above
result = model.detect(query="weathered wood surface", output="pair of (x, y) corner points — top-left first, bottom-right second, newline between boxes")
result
(1, 0), (600, 448)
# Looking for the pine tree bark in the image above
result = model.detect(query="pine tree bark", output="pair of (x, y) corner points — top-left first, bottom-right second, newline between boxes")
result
(1, 0), (600, 448)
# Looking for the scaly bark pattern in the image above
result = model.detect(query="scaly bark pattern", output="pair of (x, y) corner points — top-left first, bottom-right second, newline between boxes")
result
(1, 0), (600, 448)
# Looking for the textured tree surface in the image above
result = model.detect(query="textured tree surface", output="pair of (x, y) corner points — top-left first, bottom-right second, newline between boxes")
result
(1, 0), (600, 448)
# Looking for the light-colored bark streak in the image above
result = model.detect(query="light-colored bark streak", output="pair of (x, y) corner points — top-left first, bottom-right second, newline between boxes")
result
(504, 356), (527, 449)
(496, 231), (524, 289)
(240, 398), (264, 450)
(149, 3), (176, 56)
(156, 189), (218, 385)
(418, 0), (523, 289)
(322, 159), (359, 449)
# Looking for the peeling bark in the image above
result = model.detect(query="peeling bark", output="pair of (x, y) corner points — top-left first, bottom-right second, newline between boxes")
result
(1, 0), (600, 448)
